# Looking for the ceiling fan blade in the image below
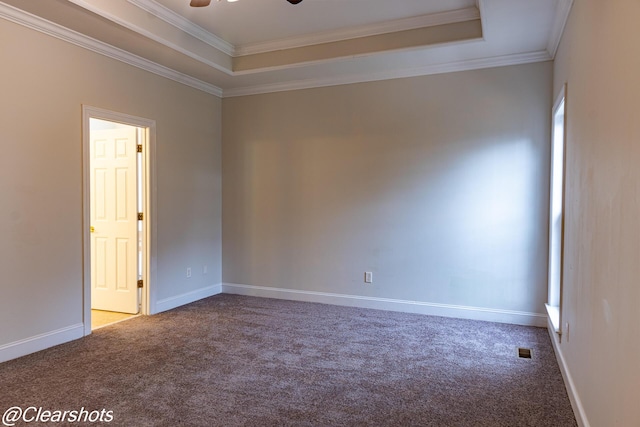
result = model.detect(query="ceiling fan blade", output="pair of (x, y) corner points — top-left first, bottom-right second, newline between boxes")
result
(190, 0), (211, 7)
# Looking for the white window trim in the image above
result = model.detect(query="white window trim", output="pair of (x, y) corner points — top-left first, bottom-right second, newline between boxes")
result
(547, 85), (567, 336)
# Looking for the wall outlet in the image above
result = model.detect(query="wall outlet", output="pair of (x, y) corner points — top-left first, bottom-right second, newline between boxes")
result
(564, 322), (570, 342)
(186, 267), (192, 278)
(364, 271), (373, 283)
(203, 265), (207, 275)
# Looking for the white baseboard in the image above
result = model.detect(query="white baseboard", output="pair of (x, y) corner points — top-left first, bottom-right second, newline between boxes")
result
(153, 284), (222, 314)
(0, 323), (84, 363)
(222, 283), (547, 327)
(547, 318), (590, 427)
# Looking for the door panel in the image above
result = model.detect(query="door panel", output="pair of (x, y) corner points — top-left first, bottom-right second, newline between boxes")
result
(95, 237), (108, 289)
(90, 127), (139, 314)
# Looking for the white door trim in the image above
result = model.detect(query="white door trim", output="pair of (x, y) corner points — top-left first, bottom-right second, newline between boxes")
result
(82, 105), (157, 336)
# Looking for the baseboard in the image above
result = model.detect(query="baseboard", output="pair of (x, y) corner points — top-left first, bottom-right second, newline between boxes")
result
(0, 323), (84, 363)
(153, 284), (222, 314)
(547, 317), (590, 427)
(221, 283), (547, 327)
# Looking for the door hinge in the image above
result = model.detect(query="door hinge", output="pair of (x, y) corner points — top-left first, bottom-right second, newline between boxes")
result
(138, 212), (143, 220)
(137, 279), (144, 288)
(137, 144), (142, 153)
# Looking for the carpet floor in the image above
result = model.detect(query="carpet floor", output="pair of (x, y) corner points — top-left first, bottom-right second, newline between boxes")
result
(0, 295), (577, 426)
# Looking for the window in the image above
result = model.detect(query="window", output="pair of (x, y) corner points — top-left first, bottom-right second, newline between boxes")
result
(546, 86), (566, 333)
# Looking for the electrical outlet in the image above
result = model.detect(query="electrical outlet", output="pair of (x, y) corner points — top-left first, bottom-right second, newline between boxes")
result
(364, 272), (373, 283)
(186, 267), (192, 278)
(203, 265), (208, 275)
(564, 322), (570, 342)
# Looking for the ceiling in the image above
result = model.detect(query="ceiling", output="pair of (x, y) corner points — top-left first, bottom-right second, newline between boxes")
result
(153, 0), (478, 47)
(0, 0), (573, 97)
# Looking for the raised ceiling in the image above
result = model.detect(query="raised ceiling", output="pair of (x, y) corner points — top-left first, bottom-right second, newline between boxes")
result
(152, 0), (478, 48)
(0, 0), (573, 97)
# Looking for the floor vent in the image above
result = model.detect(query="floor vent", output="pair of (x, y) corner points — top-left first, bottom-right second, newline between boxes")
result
(517, 347), (533, 359)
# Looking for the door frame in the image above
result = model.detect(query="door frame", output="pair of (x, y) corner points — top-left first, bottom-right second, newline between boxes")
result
(82, 105), (157, 336)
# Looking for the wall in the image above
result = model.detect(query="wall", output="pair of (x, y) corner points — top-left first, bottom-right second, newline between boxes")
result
(222, 62), (553, 325)
(0, 17), (222, 361)
(552, 0), (640, 425)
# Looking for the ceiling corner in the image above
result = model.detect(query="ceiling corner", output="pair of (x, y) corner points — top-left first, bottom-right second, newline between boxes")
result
(127, 0), (236, 56)
(546, 0), (574, 58)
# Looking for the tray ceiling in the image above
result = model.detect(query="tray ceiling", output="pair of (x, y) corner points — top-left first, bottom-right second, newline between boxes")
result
(0, 0), (573, 97)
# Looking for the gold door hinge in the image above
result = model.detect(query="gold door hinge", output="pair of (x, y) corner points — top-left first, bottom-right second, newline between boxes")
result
(137, 144), (142, 153)
(138, 212), (143, 220)
(137, 279), (144, 288)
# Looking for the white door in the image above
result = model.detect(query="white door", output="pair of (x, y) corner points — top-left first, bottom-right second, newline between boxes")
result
(90, 127), (139, 314)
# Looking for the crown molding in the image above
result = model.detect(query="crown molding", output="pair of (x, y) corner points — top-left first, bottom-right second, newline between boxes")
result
(68, 0), (233, 76)
(0, 0), (562, 100)
(232, 34), (485, 77)
(546, 0), (574, 58)
(223, 50), (551, 98)
(235, 7), (480, 57)
(127, 0), (235, 56)
(0, 2), (223, 97)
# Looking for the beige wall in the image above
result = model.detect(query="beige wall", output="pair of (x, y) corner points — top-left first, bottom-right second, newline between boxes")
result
(222, 62), (553, 320)
(553, 0), (640, 425)
(0, 18), (222, 352)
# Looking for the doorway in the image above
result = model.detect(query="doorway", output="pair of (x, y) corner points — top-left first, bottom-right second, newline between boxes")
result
(82, 106), (156, 335)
